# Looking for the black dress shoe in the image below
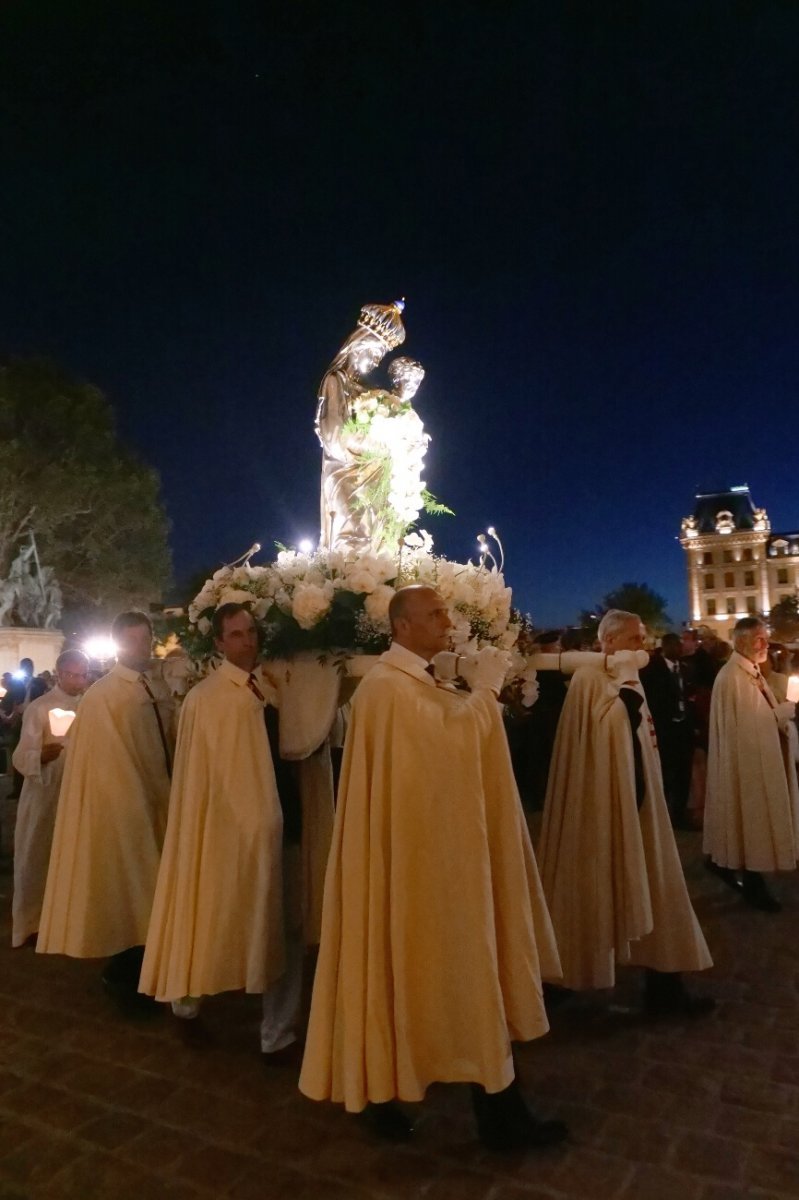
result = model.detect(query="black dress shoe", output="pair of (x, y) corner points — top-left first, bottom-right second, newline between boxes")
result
(643, 969), (716, 1020)
(472, 1081), (568, 1153)
(480, 1114), (569, 1153)
(742, 871), (782, 912)
(646, 992), (717, 1020)
(362, 1101), (414, 1142)
(542, 982), (574, 1014)
(101, 977), (162, 1018)
(261, 1040), (303, 1067)
(743, 891), (782, 913)
(704, 859), (742, 892)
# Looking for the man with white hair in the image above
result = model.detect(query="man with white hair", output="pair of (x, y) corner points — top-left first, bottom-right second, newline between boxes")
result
(538, 610), (714, 1015)
(300, 585), (566, 1153)
(11, 649), (90, 947)
(704, 616), (799, 912)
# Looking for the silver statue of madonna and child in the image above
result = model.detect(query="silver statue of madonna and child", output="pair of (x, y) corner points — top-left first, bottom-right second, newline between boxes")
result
(315, 300), (433, 556)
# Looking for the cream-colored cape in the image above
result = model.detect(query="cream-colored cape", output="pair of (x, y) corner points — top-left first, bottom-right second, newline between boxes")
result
(140, 659), (284, 1000)
(299, 644), (561, 1113)
(11, 686), (80, 947)
(538, 665), (711, 990)
(703, 651), (799, 872)
(37, 664), (174, 958)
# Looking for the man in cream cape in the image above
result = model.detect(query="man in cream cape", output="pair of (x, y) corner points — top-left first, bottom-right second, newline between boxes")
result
(538, 610), (713, 1014)
(140, 604), (289, 1048)
(299, 585), (566, 1153)
(704, 616), (799, 912)
(11, 650), (89, 947)
(37, 612), (174, 1003)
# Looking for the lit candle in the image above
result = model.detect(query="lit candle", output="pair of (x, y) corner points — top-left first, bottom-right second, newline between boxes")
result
(49, 709), (76, 737)
(787, 676), (799, 704)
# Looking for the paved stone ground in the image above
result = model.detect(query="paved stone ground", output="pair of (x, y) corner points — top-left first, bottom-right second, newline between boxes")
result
(1, 798), (799, 1199)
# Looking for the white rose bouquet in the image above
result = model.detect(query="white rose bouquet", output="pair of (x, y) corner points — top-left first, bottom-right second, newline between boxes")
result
(180, 540), (538, 705)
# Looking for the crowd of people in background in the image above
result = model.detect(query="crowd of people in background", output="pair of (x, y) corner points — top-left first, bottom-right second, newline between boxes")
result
(2, 605), (798, 1154)
(510, 624), (799, 836)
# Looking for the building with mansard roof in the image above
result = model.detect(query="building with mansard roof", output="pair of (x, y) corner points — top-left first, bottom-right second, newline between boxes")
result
(679, 485), (799, 640)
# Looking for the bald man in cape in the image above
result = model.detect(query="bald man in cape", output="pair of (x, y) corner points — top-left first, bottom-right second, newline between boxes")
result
(299, 585), (566, 1153)
(538, 610), (714, 1015)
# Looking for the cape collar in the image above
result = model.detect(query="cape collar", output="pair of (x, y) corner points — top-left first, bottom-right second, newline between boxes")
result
(730, 649), (761, 679)
(112, 662), (146, 684)
(48, 684), (80, 710)
(380, 642), (436, 688)
(217, 657), (253, 687)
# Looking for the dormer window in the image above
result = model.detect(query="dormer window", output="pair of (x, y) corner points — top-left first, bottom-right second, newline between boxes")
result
(715, 510), (734, 535)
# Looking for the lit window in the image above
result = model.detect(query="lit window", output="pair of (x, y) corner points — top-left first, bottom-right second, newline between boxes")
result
(706, 599), (717, 616)
(746, 596), (757, 613)
(726, 597), (736, 614)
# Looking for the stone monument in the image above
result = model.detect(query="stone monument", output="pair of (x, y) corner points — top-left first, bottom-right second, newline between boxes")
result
(0, 533), (63, 674)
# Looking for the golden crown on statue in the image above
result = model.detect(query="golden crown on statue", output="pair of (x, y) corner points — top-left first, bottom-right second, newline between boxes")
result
(356, 299), (407, 350)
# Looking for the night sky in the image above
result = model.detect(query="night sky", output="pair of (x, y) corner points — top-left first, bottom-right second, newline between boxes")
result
(2, 2), (798, 626)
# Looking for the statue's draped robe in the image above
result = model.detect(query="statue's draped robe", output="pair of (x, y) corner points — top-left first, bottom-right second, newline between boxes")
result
(316, 364), (380, 552)
(140, 659), (285, 1001)
(37, 664), (174, 958)
(703, 651), (799, 872)
(538, 666), (712, 990)
(11, 686), (80, 947)
(299, 645), (560, 1112)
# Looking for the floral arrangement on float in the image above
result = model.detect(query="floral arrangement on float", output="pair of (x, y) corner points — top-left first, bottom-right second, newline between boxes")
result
(181, 529), (540, 708)
(178, 300), (543, 709)
(340, 386), (453, 549)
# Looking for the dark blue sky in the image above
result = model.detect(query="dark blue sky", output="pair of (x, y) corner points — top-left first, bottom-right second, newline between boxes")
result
(1, 2), (797, 625)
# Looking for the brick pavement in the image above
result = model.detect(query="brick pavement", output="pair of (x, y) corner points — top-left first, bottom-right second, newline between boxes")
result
(1, 814), (799, 1199)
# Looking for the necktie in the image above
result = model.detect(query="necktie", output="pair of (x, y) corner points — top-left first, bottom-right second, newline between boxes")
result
(139, 674), (172, 777)
(248, 672), (266, 702)
(754, 670), (776, 710)
(670, 661), (685, 716)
